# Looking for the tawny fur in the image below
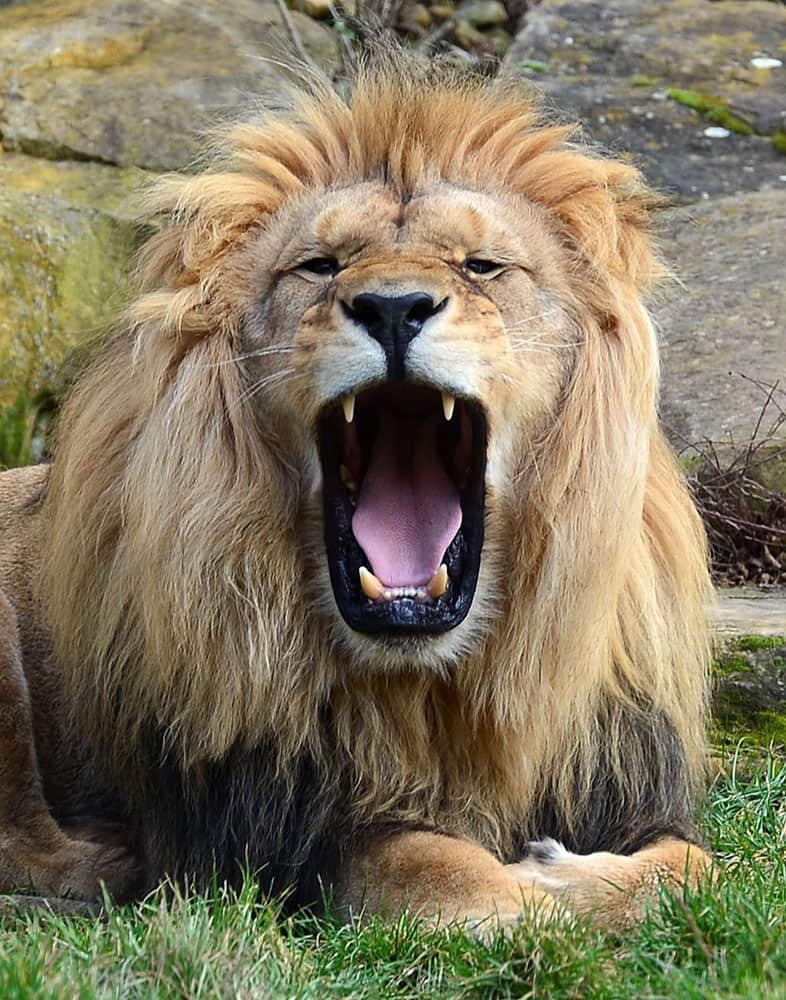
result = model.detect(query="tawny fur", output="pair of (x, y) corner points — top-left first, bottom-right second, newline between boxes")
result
(0, 54), (712, 927)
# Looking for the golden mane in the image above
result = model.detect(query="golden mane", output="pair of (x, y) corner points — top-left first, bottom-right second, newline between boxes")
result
(43, 55), (710, 856)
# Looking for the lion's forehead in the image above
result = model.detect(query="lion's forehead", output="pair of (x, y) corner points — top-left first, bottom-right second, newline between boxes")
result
(285, 182), (542, 267)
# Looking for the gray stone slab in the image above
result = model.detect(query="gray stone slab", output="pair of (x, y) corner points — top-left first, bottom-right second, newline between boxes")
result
(713, 589), (786, 637)
(505, 0), (786, 203)
(655, 190), (786, 449)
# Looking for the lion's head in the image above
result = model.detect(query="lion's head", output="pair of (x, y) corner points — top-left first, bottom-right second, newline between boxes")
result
(229, 161), (585, 671)
(44, 56), (709, 841)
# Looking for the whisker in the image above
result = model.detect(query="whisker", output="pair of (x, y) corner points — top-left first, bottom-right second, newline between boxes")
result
(202, 346), (296, 369)
(235, 367), (298, 406)
(509, 339), (584, 351)
(504, 307), (562, 332)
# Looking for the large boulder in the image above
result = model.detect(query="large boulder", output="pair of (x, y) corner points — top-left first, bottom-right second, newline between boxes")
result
(655, 190), (786, 449)
(0, 154), (145, 406)
(0, 0), (335, 408)
(0, 0), (336, 171)
(715, 591), (786, 639)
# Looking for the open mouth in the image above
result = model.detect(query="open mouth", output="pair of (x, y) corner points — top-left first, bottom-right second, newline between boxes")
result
(318, 384), (487, 635)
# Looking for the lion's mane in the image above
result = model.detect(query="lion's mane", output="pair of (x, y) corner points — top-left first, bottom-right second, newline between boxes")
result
(43, 55), (711, 900)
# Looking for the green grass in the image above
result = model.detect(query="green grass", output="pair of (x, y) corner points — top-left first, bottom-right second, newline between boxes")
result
(0, 750), (784, 999)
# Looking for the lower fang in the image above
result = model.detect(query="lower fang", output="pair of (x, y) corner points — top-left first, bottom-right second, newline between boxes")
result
(427, 564), (449, 600)
(359, 566), (385, 600)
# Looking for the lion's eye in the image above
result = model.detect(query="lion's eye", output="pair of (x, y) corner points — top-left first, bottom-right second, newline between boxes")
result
(464, 258), (502, 276)
(298, 257), (340, 276)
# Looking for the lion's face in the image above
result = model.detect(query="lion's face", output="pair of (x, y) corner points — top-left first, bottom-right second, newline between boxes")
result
(238, 179), (577, 668)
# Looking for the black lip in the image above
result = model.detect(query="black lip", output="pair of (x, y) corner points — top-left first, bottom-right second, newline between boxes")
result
(318, 386), (487, 636)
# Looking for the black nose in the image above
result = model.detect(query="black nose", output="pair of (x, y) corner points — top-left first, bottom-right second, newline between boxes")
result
(342, 292), (446, 380)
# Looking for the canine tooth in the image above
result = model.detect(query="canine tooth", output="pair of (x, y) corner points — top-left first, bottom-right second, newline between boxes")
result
(427, 564), (449, 599)
(342, 395), (356, 423)
(442, 392), (456, 421)
(359, 566), (384, 600)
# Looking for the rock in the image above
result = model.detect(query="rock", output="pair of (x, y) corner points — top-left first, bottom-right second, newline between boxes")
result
(713, 635), (786, 749)
(505, 0), (786, 203)
(0, 0), (336, 172)
(505, 0), (786, 462)
(431, 4), (456, 21)
(0, 153), (148, 406)
(454, 19), (486, 51)
(412, 4), (433, 29)
(457, 0), (507, 28)
(487, 28), (512, 58)
(301, 0), (332, 19)
(654, 190), (786, 450)
(0, 0), (337, 409)
(714, 590), (786, 640)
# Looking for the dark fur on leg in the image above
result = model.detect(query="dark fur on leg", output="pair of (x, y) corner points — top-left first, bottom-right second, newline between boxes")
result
(520, 701), (701, 859)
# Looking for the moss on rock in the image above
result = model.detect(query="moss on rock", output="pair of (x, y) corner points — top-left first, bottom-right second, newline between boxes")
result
(0, 154), (148, 407)
(666, 88), (754, 136)
(736, 636), (786, 653)
(713, 635), (786, 752)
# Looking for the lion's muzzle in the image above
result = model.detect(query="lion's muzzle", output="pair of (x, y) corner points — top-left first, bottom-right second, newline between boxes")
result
(340, 291), (448, 381)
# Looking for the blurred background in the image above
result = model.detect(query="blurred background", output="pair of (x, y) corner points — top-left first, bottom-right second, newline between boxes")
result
(0, 0), (783, 592)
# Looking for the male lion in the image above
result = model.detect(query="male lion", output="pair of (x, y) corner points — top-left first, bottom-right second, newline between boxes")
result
(0, 57), (712, 931)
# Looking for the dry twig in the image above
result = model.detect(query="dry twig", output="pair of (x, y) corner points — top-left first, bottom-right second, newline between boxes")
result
(677, 377), (786, 586)
(273, 0), (324, 77)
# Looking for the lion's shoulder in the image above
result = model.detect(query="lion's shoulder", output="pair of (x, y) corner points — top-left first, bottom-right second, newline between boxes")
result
(0, 465), (48, 523)
(0, 465), (47, 596)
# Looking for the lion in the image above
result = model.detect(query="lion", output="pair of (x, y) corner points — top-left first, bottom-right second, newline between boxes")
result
(0, 54), (712, 932)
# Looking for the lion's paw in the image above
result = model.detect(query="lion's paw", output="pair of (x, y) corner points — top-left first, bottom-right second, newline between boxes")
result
(506, 840), (642, 928)
(462, 902), (564, 943)
(506, 839), (583, 895)
(462, 911), (526, 943)
(51, 838), (140, 902)
(458, 885), (571, 943)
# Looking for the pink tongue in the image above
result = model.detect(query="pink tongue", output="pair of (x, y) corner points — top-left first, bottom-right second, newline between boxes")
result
(352, 413), (462, 587)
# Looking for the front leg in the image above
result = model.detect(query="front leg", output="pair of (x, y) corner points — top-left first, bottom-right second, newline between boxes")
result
(509, 836), (712, 931)
(0, 590), (138, 902)
(339, 829), (562, 935)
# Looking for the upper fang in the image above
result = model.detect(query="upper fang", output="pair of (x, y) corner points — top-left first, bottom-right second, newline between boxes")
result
(442, 392), (456, 421)
(342, 395), (356, 423)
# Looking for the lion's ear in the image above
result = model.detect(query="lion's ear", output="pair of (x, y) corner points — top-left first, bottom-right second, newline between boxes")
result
(128, 170), (286, 347)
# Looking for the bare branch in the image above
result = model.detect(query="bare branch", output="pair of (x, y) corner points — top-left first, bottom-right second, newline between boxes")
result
(273, 0), (323, 77)
(682, 374), (786, 586)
